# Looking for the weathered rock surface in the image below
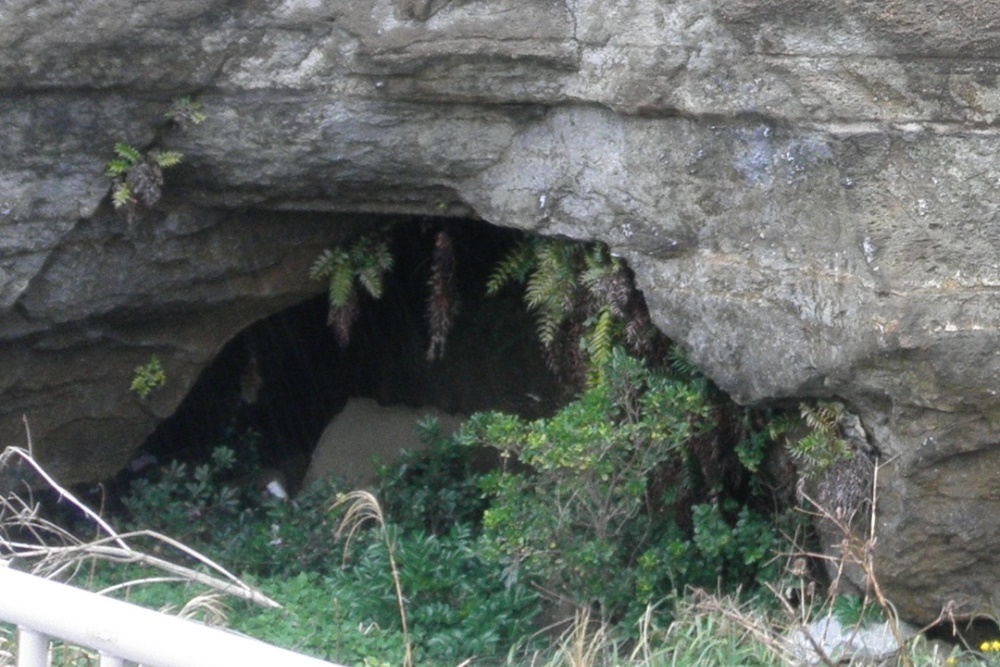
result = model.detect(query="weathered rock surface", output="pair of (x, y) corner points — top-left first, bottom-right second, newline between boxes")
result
(3, 0), (1000, 622)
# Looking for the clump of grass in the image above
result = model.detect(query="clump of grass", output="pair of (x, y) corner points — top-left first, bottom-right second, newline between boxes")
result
(333, 490), (413, 667)
(550, 607), (610, 667)
(663, 591), (790, 666)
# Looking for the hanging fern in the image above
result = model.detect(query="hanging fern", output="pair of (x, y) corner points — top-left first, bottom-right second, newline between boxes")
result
(354, 239), (393, 300)
(584, 307), (616, 384)
(310, 232), (394, 347)
(310, 248), (355, 307)
(524, 240), (583, 348)
(486, 239), (539, 296)
(487, 235), (668, 388)
(426, 230), (459, 361)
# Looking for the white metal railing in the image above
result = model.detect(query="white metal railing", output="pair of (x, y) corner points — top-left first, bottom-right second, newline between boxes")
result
(0, 564), (347, 667)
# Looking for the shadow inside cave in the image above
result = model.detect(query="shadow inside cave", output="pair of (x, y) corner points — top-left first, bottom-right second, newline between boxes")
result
(130, 218), (563, 496)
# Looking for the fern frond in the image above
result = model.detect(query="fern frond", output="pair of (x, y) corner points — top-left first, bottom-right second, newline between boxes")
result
(584, 308), (616, 385)
(668, 345), (700, 380)
(309, 248), (338, 281)
(790, 401), (852, 477)
(369, 240), (394, 273)
(111, 182), (133, 209)
(580, 243), (612, 290)
(310, 247), (356, 307)
(327, 256), (357, 308)
(356, 265), (385, 300)
(152, 150), (184, 168)
(525, 242), (577, 313)
(535, 305), (564, 348)
(800, 401), (843, 435)
(354, 240), (393, 299)
(486, 240), (537, 295)
(105, 159), (132, 177)
(114, 143), (142, 164)
(167, 97), (207, 126)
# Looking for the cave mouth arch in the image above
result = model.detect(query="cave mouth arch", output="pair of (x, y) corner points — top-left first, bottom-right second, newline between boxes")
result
(138, 217), (562, 494)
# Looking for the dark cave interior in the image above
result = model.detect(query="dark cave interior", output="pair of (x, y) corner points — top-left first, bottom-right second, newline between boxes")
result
(136, 218), (563, 494)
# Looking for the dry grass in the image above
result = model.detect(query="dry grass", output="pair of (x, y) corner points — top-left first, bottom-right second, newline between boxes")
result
(0, 445), (277, 608)
(332, 489), (413, 667)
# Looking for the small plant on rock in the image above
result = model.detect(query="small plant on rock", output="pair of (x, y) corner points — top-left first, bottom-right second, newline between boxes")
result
(789, 401), (854, 477)
(106, 143), (183, 222)
(130, 354), (167, 399)
(165, 96), (207, 129)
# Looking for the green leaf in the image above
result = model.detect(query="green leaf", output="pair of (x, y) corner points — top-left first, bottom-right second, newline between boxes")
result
(105, 159), (132, 177)
(113, 143), (142, 164)
(111, 182), (133, 209)
(486, 240), (537, 296)
(308, 248), (337, 281)
(326, 252), (356, 308)
(153, 150), (184, 168)
(585, 307), (615, 379)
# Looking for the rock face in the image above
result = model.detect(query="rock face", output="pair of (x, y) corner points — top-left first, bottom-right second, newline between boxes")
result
(4, 0), (1000, 623)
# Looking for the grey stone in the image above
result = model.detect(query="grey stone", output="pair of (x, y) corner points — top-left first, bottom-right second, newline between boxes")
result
(787, 614), (918, 666)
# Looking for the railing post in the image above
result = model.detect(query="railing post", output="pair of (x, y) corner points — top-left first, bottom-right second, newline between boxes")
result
(16, 627), (48, 667)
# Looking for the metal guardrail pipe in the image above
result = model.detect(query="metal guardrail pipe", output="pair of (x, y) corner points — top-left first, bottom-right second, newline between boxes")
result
(0, 565), (347, 667)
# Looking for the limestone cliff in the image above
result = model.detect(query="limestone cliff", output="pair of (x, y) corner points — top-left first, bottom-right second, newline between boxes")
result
(3, 0), (1000, 622)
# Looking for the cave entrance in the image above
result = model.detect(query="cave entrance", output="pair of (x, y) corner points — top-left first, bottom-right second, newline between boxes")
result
(138, 218), (562, 494)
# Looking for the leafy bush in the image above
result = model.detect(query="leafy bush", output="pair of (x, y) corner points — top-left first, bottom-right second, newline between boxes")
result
(332, 524), (541, 664)
(377, 416), (489, 535)
(115, 432), (538, 665)
(112, 344), (803, 660)
(472, 349), (712, 616)
(121, 446), (248, 549)
(471, 348), (787, 621)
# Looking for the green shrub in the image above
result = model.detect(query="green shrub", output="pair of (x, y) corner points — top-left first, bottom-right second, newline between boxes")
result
(471, 348), (787, 621)
(472, 349), (712, 616)
(377, 416), (488, 535)
(121, 446), (248, 550)
(324, 521), (540, 665)
(115, 433), (537, 665)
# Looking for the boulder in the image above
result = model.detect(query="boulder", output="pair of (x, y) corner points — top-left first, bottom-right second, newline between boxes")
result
(786, 614), (919, 666)
(2, 0), (1000, 622)
(302, 398), (464, 490)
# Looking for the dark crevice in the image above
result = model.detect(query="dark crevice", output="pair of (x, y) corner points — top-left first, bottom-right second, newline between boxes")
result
(137, 217), (561, 494)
